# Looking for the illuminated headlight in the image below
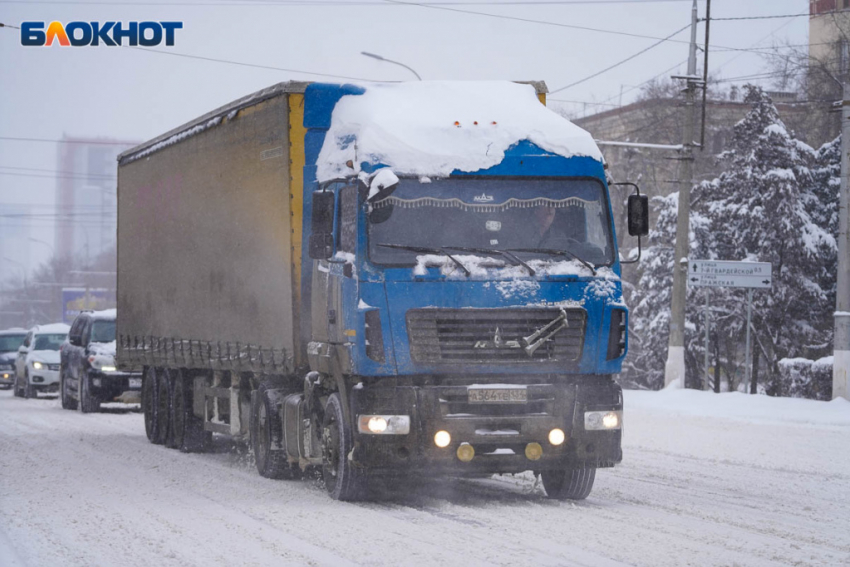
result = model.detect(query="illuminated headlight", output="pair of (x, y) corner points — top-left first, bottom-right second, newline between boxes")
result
(584, 410), (622, 430)
(357, 415), (410, 435)
(548, 428), (566, 446)
(434, 430), (451, 448)
(100, 366), (117, 373)
(32, 361), (44, 370)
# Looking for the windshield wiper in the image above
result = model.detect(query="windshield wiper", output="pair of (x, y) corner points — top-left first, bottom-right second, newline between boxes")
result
(376, 243), (470, 277)
(506, 248), (597, 276)
(442, 246), (536, 276)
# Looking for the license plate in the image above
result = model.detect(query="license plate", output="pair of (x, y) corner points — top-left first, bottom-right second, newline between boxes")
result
(128, 378), (142, 388)
(468, 387), (527, 404)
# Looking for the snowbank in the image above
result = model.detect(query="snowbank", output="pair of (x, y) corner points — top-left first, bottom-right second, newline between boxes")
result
(317, 81), (602, 181)
(626, 387), (850, 428)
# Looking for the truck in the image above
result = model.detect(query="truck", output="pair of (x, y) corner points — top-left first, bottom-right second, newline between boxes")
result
(116, 80), (648, 501)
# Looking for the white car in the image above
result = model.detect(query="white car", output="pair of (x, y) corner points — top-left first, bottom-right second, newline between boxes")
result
(14, 323), (70, 399)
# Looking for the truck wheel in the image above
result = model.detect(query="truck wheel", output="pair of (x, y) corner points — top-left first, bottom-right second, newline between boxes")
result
(170, 369), (187, 450)
(79, 372), (100, 413)
(322, 393), (365, 501)
(541, 466), (596, 501)
(60, 370), (78, 410)
(179, 373), (211, 453)
(154, 368), (171, 446)
(251, 381), (298, 480)
(142, 366), (159, 443)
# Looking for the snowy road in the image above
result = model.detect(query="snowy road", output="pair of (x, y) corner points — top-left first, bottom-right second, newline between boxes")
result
(1, 388), (848, 567)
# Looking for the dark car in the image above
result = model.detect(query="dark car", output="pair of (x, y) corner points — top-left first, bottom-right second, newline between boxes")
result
(0, 328), (28, 389)
(60, 309), (142, 413)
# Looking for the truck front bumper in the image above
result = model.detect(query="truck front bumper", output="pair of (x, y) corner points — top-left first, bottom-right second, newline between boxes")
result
(349, 378), (623, 475)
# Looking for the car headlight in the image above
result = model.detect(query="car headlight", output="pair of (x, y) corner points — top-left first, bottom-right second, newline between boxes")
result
(100, 366), (117, 373)
(32, 361), (44, 370)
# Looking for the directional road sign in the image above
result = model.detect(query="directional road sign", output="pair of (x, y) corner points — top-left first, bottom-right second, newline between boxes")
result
(687, 260), (772, 289)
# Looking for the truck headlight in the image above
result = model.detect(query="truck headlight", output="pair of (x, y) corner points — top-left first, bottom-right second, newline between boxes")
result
(32, 361), (44, 370)
(357, 415), (410, 435)
(584, 410), (622, 430)
(100, 366), (117, 373)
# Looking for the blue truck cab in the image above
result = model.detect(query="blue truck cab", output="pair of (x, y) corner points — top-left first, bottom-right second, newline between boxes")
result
(299, 81), (646, 500)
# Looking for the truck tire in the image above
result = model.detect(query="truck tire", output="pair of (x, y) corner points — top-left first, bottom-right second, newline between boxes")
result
(251, 381), (298, 479)
(60, 369), (78, 410)
(154, 368), (171, 446)
(142, 366), (159, 443)
(170, 369), (211, 452)
(79, 373), (101, 413)
(541, 466), (596, 501)
(322, 392), (365, 501)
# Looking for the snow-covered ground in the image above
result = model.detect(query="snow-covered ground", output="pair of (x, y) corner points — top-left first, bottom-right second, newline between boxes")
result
(0, 388), (848, 567)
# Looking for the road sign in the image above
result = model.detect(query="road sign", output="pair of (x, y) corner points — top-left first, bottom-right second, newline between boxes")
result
(687, 260), (772, 289)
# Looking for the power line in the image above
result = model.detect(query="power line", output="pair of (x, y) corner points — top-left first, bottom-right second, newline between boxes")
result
(128, 46), (387, 82)
(0, 165), (115, 179)
(0, 171), (117, 181)
(550, 22), (691, 94)
(383, 0), (703, 46)
(0, 137), (133, 145)
(708, 13), (809, 22)
(0, 0), (703, 5)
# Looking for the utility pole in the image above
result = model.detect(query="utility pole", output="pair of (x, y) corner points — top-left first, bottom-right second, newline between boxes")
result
(834, 82), (850, 400)
(664, 0), (700, 388)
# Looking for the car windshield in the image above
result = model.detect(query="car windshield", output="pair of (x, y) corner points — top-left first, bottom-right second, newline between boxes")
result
(368, 177), (615, 267)
(0, 334), (26, 352)
(91, 320), (116, 343)
(33, 334), (67, 351)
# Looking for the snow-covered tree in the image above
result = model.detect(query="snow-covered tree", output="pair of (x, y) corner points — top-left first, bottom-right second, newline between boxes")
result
(625, 86), (840, 396)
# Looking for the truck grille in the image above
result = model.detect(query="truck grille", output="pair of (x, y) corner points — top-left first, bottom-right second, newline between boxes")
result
(407, 308), (585, 364)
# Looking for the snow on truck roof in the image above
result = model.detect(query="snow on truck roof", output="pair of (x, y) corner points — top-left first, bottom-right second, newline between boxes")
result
(118, 80), (601, 174)
(317, 81), (602, 181)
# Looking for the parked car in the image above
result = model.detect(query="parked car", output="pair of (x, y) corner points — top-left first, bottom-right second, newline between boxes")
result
(13, 323), (70, 398)
(0, 328), (28, 389)
(61, 309), (142, 412)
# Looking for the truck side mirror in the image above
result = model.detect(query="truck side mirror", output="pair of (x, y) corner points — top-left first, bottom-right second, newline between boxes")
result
(309, 190), (335, 260)
(627, 194), (649, 237)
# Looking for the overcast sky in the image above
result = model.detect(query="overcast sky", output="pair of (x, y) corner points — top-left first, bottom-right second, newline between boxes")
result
(0, 0), (809, 275)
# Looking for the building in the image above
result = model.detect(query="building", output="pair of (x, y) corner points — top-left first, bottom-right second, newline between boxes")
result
(810, 0), (850, 76)
(53, 136), (137, 263)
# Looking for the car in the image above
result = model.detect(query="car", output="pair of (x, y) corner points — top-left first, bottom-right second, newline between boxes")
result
(60, 309), (142, 413)
(13, 323), (70, 398)
(0, 328), (28, 389)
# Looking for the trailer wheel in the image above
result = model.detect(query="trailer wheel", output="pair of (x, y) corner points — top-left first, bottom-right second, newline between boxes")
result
(322, 392), (365, 501)
(142, 366), (158, 443)
(154, 368), (172, 446)
(79, 372), (100, 414)
(541, 466), (596, 501)
(60, 369), (78, 410)
(170, 369), (187, 450)
(251, 381), (298, 479)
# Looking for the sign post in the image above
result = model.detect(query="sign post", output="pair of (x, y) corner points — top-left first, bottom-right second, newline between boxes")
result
(688, 260), (772, 392)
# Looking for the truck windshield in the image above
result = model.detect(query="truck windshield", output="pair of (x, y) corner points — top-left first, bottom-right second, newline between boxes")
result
(91, 320), (116, 343)
(368, 177), (615, 267)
